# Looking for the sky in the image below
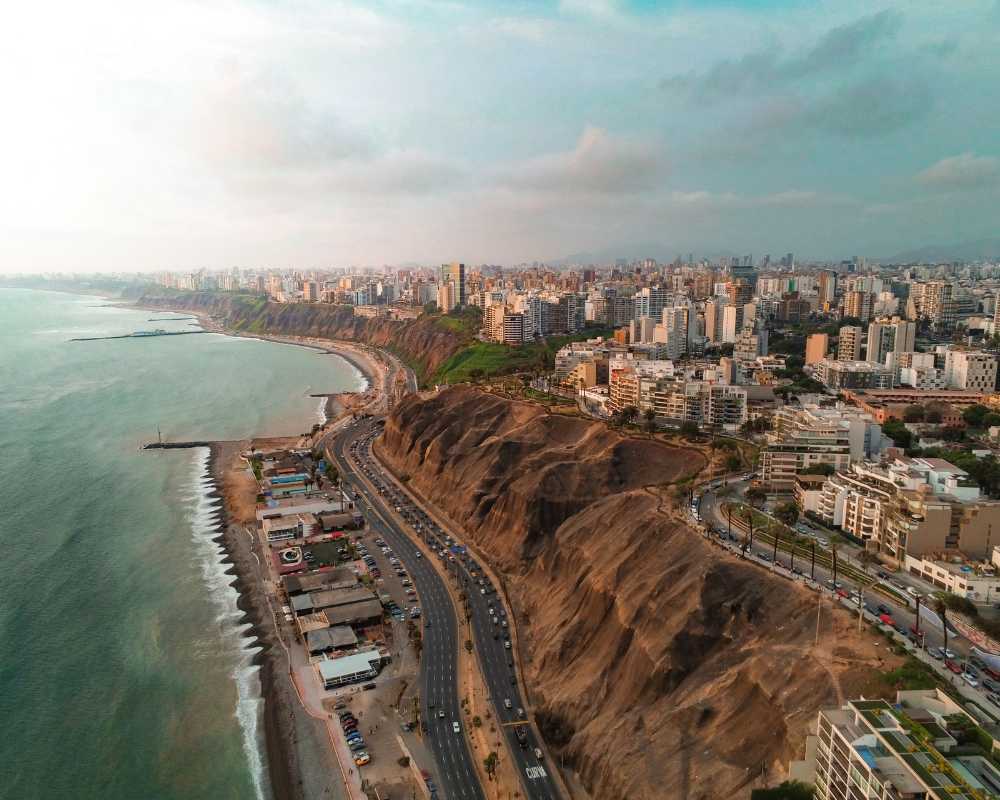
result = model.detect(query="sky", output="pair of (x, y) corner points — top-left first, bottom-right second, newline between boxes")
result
(1, 0), (998, 272)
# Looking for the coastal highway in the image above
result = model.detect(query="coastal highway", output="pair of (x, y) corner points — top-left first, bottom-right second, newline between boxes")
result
(350, 424), (564, 800)
(329, 422), (485, 800)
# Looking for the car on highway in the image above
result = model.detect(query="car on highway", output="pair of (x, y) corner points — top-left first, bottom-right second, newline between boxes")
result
(534, 748), (543, 760)
(452, 721), (461, 734)
(504, 641), (511, 649)
(504, 698), (512, 709)
(438, 709), (445, 719)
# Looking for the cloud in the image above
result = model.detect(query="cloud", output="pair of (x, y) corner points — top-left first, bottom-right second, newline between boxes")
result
(803, 76), (931, 136)
(916, 152), (1000, 188)
(191, 68), (373, 173)
(335, 150), (466, 195)
(558, 0), (622, 21)
(661, 10), (902, 100)
(665, 189), (846, 212)
(498, 126), (664, 195)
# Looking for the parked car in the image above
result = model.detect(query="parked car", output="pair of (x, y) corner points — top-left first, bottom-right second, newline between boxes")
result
(963, 673), (980, 688)
(945, 660), (963, 674)
(928, 647), (944, 660)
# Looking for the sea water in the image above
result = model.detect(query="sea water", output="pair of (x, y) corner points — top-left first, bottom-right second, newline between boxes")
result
(0, 289), (365, 800)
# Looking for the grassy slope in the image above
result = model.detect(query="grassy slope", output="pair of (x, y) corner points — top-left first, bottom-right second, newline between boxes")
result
(432, 327), (615, 384)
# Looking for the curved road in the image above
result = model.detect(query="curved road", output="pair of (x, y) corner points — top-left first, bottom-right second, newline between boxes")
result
(350, 425), (563, 800)
(330, 421), (485, 800)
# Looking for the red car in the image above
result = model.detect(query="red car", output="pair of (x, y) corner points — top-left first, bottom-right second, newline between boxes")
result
(945, 660), (963, 674)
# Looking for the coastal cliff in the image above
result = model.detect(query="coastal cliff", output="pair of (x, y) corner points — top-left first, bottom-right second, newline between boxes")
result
(377, 387), (898, 800)
(135, 291), (468, 383)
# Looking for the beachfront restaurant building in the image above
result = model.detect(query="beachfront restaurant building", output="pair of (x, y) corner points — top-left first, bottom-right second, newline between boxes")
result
(318, 651), (382, 689)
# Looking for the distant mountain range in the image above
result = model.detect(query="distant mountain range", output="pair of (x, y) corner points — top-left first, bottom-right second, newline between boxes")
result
(547, 237), (1000, 267)
(886, 238), (1000, 264)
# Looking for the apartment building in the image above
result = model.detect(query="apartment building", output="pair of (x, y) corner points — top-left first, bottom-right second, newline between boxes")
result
(814, 359), (895, 391)
(608, 361), (747, 431)
(945, 350), (998, 391)
(806, 333), (829, 365)
(866, 317), (915, 366)
(837, 326), (862, 361)
(793, 694), (1000, 800)
(759, 403), (888, 493)
(815, 456), (1000, 564)
(843, 290), (874, 322)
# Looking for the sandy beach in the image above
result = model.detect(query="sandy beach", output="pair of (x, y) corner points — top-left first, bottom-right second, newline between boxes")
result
(132, 299), (404, 800)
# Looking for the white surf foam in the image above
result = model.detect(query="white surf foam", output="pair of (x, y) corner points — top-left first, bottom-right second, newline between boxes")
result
(186, 448), (270, 800)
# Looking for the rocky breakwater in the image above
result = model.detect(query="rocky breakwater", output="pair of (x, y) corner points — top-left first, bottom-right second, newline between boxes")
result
(377, 387), (898, 800)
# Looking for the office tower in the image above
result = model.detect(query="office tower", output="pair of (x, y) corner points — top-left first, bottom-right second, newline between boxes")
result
(704, 298), (724, 343)
(866, 317), (916, 366)
(817, 270), (837, 308)
(634, 286), (669, 320)
(439, 262), (466, 307)
(805, 333), (829, 365)
(722, 305), (739, 343)
(437, 281), (456, 313)
(837, 326), (862, 361)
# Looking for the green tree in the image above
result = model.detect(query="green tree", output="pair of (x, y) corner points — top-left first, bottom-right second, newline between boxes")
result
(643, 408), (657, 434)
(746, 487), (767, 509)
(750, 780), (814, 800)
(725, 454), (742, 471)
(679, 420), (700, 436)
(925, 408), (943, 424)
(619, 405), (639, 426)
(963, 404), (990, 428)
(903, 405), (925, 422)
(483, 752), (499, 781)
(882, 419), (913, 449)
(774, 502), (800, 526)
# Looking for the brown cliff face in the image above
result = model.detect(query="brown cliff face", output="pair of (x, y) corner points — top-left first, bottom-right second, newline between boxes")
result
(378, 387), (897, 800)
(137, 292), (466, 382)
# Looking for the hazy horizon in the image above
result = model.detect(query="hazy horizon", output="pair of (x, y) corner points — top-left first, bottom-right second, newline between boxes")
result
(2, 0), (998, 273)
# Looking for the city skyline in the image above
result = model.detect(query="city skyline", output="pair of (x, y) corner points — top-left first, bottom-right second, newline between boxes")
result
(2, 0), (999, 273)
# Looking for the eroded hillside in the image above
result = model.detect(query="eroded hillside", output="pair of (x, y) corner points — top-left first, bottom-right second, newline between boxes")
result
(377, 387), (898, 800)
(136, 291), (468, 382)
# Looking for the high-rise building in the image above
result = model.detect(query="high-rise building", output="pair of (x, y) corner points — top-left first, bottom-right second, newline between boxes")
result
(910, 280), (955, 327)
(805, 333), (829, 365)
(436, 281), (456, 314)
(944, 350), (998, 391)
(796, 695), (1000, 800)
(759, 403), (888, 493)
(439, 262), (467, 307)
(866, 317), (915, 366)
(704, 298), (724, 343)
(721, 304), (739, 343)
(843, 290), (873, 322)
(816, 270), (837, 310)
(634, 286), (669, 320)
(837, 326), (862, 361)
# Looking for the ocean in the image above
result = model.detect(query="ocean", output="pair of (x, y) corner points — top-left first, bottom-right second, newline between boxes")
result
(0, 289), (365, 800)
